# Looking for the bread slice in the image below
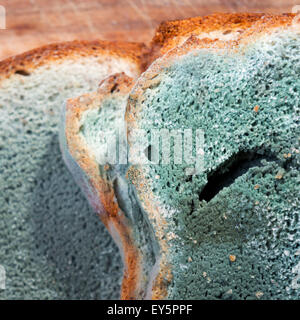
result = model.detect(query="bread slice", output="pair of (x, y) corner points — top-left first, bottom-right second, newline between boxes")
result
(126, 14), (300, 299)
(0, 40), (146, 299)
(61, 72), (157, 300)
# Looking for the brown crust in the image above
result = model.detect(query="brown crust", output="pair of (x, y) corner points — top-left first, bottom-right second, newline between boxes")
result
(127, 13), (298, 299)
(130, 13), (298, 121)
(0, 40), (148, 81)
(65, 73), (145, 300)
(125, 166), (172, 300)
(150, 13), (296, 58)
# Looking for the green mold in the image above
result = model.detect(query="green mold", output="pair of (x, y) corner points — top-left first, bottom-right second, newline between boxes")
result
(135, 30), (300, 299)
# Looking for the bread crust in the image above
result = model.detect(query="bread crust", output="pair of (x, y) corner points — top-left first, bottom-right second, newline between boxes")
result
(130, 13), (298, 122)
(126, 13), (298, 299)
(64, 73), (145, 300)
(0, 40), (148, 81)
(150, 13), (296, 57)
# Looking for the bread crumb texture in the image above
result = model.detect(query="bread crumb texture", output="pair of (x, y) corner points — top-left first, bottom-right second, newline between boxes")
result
(0, 43), (142, 299)
(129, 27), (300, 299)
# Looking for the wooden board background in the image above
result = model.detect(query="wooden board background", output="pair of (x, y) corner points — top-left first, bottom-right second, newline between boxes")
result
(0, 0), (298, 61)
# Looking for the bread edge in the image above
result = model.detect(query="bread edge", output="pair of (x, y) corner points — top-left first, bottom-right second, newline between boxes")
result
(150, 12), (297, 57)
(0, 40), (148, 81)
(62, 73), (147, 300)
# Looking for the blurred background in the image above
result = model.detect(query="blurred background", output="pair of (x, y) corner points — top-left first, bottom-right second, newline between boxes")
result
(0, 0), (299, 61)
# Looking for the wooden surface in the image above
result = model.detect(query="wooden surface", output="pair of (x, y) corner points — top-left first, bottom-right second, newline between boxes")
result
(0, 0), (298, 61)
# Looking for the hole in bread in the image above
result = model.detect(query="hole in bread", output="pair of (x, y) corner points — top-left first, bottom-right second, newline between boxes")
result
(199, 150), (278, 202)
(110, 83), (119, 93)
(15, 69), (31, 76)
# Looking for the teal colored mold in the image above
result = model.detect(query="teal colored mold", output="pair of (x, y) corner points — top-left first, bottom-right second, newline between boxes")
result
(136, 31), (300, 299)
(0, 72), (122, 299)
